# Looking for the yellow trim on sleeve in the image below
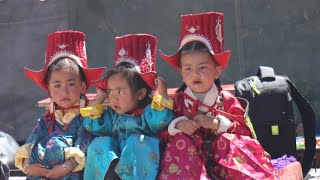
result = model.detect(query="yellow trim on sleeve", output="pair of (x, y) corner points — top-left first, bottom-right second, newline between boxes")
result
(64, 147), (86, 172)
(151, 94), (174, 111)
(15, 144), (31, 174)
(80, 104), (104, 119)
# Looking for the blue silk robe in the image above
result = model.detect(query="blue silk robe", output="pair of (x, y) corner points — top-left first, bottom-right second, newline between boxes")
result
(83, 104), (174, 180)
(25, 114), (94, 180)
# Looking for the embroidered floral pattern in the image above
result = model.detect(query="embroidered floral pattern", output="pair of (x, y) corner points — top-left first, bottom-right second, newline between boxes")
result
(215, 17), (223, 51)
(149, 152), (158, 162)
(116, 43), (155, 74)
(176, 139), (186, 150)
(57, 44), (69, 49)
(164, 153), (172, 162)
(188, 146), (197, 156)
(168, 163), (179, 174)
(139, 58), (152, 73)
(217, 138), (227, 150)
(145, 42), (153, 69)
(118, 47), (126, 57)
(185, 25), (199, 33)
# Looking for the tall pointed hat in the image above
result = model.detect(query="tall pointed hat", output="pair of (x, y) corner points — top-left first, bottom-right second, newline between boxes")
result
(160, 12), (231, 69)
(94, 34), (158, 90)
(24, 30), (105, 91)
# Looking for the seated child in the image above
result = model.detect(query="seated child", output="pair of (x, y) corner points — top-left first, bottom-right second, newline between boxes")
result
(158, 12), (278, 179)
(15, 30), (105, 180)
(80, 34), (174, 180)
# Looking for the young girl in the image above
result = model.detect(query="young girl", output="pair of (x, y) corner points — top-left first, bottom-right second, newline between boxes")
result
(158, 12), (278, 179)
(80, 34), (174, 180)
(15, 30), (105, 179)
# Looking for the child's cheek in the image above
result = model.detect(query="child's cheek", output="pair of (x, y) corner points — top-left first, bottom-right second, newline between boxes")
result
(181, 72), (190, 79)
(69, 87), (82, 94)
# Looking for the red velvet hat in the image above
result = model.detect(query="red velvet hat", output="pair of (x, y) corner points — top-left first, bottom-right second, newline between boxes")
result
(159, 12), (231, 69)
(94, 34), (158, 90)
(24, 30), (105, 91)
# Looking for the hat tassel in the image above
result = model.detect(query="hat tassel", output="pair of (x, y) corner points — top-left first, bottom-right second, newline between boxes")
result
(50, 98), (55, 114)
(80, 94), (87, 108)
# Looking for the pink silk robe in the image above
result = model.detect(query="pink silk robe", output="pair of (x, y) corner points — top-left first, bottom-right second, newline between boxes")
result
(158, 90), (278, 180)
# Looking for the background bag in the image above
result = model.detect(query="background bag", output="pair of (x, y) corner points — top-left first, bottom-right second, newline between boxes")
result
(234, 66), (316, 177)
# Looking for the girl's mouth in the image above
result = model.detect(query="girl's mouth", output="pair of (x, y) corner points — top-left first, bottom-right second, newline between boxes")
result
(113, 105), (120, 110)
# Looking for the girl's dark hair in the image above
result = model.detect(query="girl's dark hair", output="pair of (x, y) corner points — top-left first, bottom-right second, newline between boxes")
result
(44, 58), (86, 85)
(177, 41), (222, 92)
(100, 62), (152, 108)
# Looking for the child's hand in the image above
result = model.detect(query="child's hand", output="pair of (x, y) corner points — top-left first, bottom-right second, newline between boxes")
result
(46, 164), (69, 179)
(155, 77), (169, 99)
(193, 114), (214, 130)
(92, 87), (108, 105)
(25, 163), (50, 177)
(176, 119), (200, 136)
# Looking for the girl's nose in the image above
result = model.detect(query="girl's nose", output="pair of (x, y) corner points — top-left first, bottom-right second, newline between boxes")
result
(62, 87), (69, 95)
(192, 69), (200, 76)
(109, 97), (118, 105)
(108, 93), (119, 101)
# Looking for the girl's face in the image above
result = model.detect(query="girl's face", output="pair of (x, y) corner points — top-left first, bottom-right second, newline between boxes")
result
(107, 74), (146, 114)
(180, 51), (222, 93)
(47, 68), (86, 109)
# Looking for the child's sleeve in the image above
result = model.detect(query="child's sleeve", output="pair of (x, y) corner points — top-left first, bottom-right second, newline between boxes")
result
(63, 125), (95, 172)
(145, 94), (174, 134)
(80, 104), (113, 137)
(15, 117), (48, 173)
(221, 91), (252, 136)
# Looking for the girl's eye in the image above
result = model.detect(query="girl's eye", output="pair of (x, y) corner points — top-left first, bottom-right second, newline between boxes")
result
(107, 89), (124, 95)
(185, 67), (191, 71)
(201, 66), (207, 70)
(54, 84), (61, 88)
(68, 82), (76, 87)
